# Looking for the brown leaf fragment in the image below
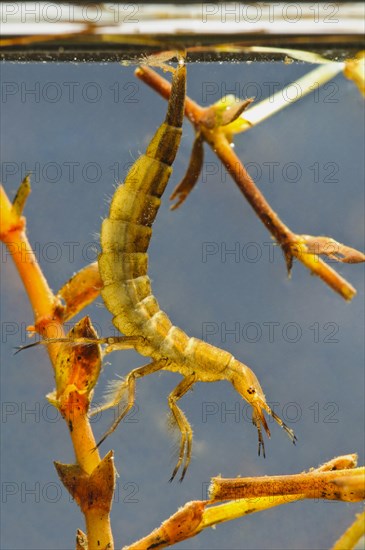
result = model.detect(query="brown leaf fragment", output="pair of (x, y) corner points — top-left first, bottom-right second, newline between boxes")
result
(219, 98), (254, 127)
(124, 500), (206, 550)
(302, 236), (365, 264)
(281, 242), (294, 277)
(170, 132), (204, 210)
(55, 451), (116, 515)
(11, 175), (31, 217)
(201, 99), (253, 129)
(58, 262), (102, 322)
(87, 451), (116, 514)
(53, 316), (102, 408)
(316, 454), (358, 472)
(200, 98), (253, 129)
(54, 462), (87, 507)
(76, 529), (88, 550)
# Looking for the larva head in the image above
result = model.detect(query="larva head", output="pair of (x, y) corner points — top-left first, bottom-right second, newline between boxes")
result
(229, 359), (267, 407)
(229, 359), (297, 456)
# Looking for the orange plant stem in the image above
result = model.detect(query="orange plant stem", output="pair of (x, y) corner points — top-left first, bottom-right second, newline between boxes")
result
(0, 184), (64, 363)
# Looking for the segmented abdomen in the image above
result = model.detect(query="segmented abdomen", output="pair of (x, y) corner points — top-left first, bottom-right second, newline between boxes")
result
(99, 64), (188, 359)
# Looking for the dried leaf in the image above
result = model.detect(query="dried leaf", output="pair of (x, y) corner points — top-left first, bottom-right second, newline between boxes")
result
(302, 235), (365, 264)
(282, 245), (294, 277)
(55, 451), (116, 515)
(124, 500), (206, 550)
(76, 529), (88, 550)
(54, 462), (86, 507)
(11, 175), (31, 217)
(284, 239), (358, 301)
(170, 133), (204, 210)
(201, 97), (253, 129)
(316, 454), (358, 472)
(52, 316), (101, 406)
(58, 262), (102, 322)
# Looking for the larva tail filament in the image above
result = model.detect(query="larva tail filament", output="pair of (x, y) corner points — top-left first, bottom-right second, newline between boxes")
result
(252, 401), (297, 458)
(267, 406), (298, 445)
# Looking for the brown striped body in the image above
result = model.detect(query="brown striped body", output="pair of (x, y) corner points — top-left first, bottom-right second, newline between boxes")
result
(100, 64), (238, 382)
(100, 62), (187, 363)
(98, 61), (296, 476)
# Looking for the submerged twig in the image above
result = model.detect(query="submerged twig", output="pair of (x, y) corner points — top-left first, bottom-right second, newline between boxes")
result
(136, 65), (364, 300)
(124, 455), (365, 550)
(0, 180), (114, 549)
(331, 508), (365, 550)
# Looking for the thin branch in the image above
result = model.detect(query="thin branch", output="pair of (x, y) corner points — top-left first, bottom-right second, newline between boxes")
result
(1, 180), (114, 550)
(332, 509), (365, 550)
(241, 64), (344, 128)
(124, 455), (364, 550)
(0, 179), (64, 364)
(136, 66), (363, 300)
(210, 467), (365, 502)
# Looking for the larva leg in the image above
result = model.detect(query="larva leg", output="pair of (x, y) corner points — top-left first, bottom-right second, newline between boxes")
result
(252, 408), (268, 458)
(168, 374), (196, 482)
(16, 335), (146, 354)
(96, 360), (165, 448)
(102, 335), (147, 355)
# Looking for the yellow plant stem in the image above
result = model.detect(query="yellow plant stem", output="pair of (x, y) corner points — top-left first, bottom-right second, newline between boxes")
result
(65, 392), (101, 474)
(243, 64), (344, 127)
(210, 467), (365, 502)
(125, 456), (364, 550)
(201, 494), (302, 528)
(0, 183), (64, 363)
(86, 509), (113, 550)
(332, 509), (365, 550)
(1, 182), (114, 550)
